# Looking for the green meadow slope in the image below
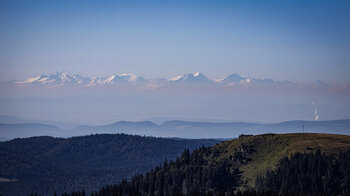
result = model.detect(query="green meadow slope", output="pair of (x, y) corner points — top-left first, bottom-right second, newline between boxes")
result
(211, 133), (350, 189)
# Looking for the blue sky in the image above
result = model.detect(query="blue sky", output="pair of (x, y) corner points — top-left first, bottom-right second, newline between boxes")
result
(1, 0), (349, 83)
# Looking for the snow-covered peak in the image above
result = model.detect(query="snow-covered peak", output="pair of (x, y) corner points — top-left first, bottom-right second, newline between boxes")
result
(240, 78), (252, 86)
(193, 72), (200, 77)
(168, 75), (183, 82)
(15, 76), (41, 85)
(100, 75), (117, 84)
(215, 73), (245, 84)
(119, 73), (138, 82)
(15, 72), (90, 86)
(169, 72), (212, 84)
(95, 73), (146, 85)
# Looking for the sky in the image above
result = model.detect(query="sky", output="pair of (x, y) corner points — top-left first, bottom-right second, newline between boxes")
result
(1, 0), (349, 83)
(0, 0), (350, 124)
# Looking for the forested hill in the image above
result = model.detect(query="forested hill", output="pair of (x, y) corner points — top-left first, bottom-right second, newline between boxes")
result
(0, 134), (219, 196)
(80, 133), (350, 196)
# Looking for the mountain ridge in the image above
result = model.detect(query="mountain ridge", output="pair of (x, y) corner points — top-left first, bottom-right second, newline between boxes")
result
(5, 71), (348, 90)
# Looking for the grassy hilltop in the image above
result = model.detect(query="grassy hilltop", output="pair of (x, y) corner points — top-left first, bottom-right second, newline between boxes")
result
(213, 133), (350, 188)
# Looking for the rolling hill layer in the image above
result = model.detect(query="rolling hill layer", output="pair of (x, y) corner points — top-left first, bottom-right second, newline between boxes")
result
(0, 134), (219, 196)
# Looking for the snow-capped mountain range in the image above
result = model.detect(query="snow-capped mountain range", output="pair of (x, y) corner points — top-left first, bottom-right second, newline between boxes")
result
(5, 71), (348, 90)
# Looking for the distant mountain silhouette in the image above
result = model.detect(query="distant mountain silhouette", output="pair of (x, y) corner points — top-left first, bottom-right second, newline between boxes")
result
(1, 119), (349, 140)
(0, 123), (63, 138)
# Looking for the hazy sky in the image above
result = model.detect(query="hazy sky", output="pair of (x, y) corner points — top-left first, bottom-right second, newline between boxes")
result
(1, 0), (349, 83)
